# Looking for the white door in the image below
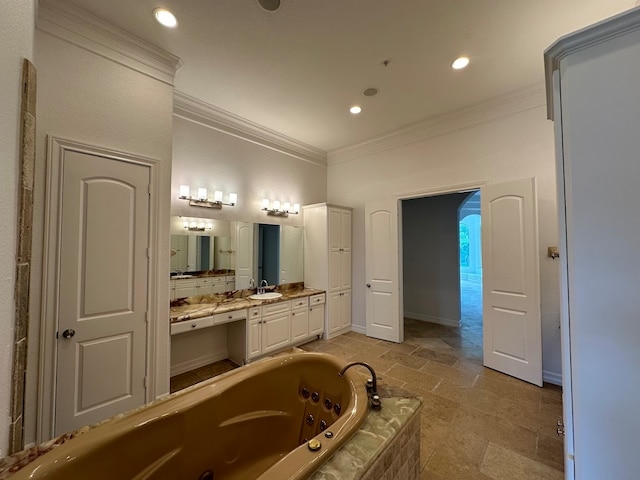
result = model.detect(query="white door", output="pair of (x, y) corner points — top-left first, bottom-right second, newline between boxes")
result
(481, 178), (542, 386)
(235, 221), (254, 289)
(55, 150), (150, 435)
(365, 198), (403, 343)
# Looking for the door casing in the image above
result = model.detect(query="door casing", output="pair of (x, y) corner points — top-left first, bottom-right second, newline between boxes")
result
(37, 137), (161, 442)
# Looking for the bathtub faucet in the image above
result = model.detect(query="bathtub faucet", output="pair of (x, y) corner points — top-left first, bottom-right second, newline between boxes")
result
(339, 361), (382, 410)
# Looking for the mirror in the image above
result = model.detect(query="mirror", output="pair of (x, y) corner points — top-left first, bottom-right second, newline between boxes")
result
(170, 234), (233, 272)
(170, 216), (303, 291)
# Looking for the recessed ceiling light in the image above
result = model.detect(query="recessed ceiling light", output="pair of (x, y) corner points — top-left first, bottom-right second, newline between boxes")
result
(452, 56), (470, 70)
(350, 106), (362, 115)
(154, 8), (178, 28)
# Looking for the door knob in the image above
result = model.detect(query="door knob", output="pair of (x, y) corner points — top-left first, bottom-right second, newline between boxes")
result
(366, 283), (371, 288)
(62, 329), (76, 339)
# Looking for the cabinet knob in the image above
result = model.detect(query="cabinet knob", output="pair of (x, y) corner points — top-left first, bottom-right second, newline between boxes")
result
(191, 324), (197, 328)
(366, 283), (371, 288)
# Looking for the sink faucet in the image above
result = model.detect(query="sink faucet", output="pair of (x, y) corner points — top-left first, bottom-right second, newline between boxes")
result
(339, 361), (382, 410)
(258, 279), (268, 294)
(249, 278), (255, 290)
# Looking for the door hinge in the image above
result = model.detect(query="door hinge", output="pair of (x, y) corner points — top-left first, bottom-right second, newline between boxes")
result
(144, 376), (148, 388)
(145, 311), (149, 324)
(147, 247), (151, 258)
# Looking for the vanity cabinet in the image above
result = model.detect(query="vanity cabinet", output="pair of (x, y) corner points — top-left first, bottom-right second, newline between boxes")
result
(290, 297), (310, 342)
(174, 278), (197, 298)
(544, 10), (640, 479)
(247, 302), (291, 360)
(304, 203), (352, 339)
(170, 275), (235, 299)
(308, 293), (325, 336)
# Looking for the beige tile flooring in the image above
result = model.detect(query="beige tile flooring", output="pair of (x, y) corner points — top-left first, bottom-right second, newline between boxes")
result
(170, 317), (565, 480)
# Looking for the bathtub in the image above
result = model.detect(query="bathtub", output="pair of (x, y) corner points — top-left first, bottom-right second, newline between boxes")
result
(9, 352), (369, 480)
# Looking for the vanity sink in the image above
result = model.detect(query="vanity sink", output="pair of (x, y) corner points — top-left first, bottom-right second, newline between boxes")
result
(173, 275), (193, 279)
(249, 292), (283, 300)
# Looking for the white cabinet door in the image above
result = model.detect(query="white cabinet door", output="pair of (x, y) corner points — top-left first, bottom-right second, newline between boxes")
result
(247, 318), (262, 359)
(328, 208), (342, 251)
(340, 209), (351, 250)
(175, 280), (197, 298)
(290, 308), (309, 342)
(309, 304), (324, 336)
(328, 250), (341, 292)
(340, 249), (351, 290)
(262, 313), (291, 354)
(328, 291), (342, 333)
(339, 290), (352, 330)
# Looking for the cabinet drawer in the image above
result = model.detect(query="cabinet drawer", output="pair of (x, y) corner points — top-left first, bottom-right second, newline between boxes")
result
(213, 309), (247, 325)
(249, 307), (261, 319)
(309, 293), (326, 305)
(262, 300), (290, 317)
(291, 297), (308, 309)
(170, 316), (214, 335)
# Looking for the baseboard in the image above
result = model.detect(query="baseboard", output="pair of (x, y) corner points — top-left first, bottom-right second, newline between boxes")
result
(405, 312), (461, 328)
(170, 349), (227, 377)
(543, 370), (563, 386)
(350, 324), (366, 334)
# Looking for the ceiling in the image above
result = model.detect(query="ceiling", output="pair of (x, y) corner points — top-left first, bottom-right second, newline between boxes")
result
(59, 0), (636, 152)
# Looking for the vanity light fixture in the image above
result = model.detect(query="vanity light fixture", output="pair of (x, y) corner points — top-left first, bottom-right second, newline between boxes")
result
(262, 199), (300, 217)
(182, 219), (213, 232)
(178, 184), (237, 209)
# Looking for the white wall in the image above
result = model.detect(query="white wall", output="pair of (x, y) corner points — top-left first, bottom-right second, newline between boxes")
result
(172, 117), (327, 226)
(402, 194), (467, 327)
(327, 97), (562, 380)
(25, 29), (174, 444)
(0, 0), (35, 457)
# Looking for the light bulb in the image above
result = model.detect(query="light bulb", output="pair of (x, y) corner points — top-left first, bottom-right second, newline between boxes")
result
(452, 56), (470, 70)
(179, 185), (190, 198)
(293, 203), (300, 213)
(197, 188), (207, 201)
(273, 201), (281, 211)
(228, 193), (237, 205)
(154, 8), (177, 28)
(283, 202), (291, 212)
(262, 199), (270, 210)
(214, 190), (223, 202)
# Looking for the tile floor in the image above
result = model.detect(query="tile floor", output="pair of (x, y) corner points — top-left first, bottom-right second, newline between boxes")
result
(170, 280), (565, 480)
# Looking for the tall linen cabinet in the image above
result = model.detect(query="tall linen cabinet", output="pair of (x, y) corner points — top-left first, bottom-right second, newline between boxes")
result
(303, 203), (352, 339)
(545, 8), (640, 480)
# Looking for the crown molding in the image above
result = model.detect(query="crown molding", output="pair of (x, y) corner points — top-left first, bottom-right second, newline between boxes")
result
(173, 91), (327, 167)
(37, 0), (182, 86)
(544, 7), (640, 120)
(327, 84), (547, 166)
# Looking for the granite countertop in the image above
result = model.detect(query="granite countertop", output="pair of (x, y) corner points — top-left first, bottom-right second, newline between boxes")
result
(170, 269), (234, 279)
(170, 285), (325, 324)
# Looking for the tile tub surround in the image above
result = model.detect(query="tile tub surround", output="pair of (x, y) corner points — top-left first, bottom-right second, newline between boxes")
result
(170, 282), (322, 323)
(310, 394), (422, 480)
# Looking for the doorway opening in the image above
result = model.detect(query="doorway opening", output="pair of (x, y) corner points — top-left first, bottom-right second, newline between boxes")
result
(400, 189), (482, 358)
(458, 190), (483, 334)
